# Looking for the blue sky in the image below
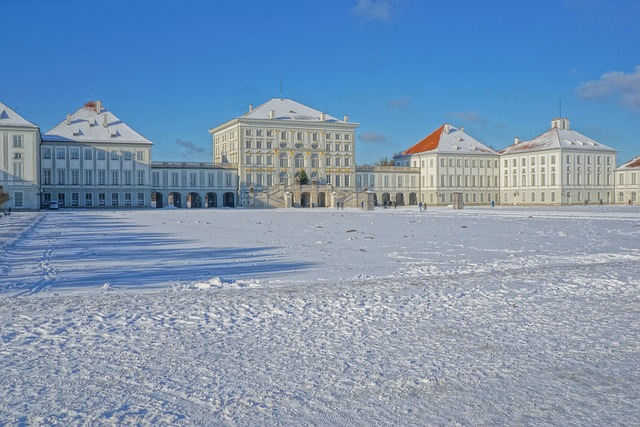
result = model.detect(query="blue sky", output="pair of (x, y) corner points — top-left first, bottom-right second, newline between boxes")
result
(2, 0), (639, 165)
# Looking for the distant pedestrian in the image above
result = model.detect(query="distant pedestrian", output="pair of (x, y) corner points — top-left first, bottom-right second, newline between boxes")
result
(393, 201), (397, 209)
(599, 199), (604, 206)
(418, 202), (423, 212)
(423, 203), (427, 212)
(629, 199), (633, 206)
(361, 201), (364, 209)
(491, 200), (495, 208)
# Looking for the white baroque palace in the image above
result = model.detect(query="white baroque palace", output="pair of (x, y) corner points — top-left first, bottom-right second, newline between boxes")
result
(394, 124), (500, 206)
(42, 101), (152, 208)
(0, 97), (638, 210)
(499, 118), (617, 206)
(615, 156), (640, 205)
(209, 98), (359, 208)
(0, 102), (41, 209)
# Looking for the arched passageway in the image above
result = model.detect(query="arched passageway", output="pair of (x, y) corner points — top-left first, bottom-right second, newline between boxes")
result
(223, 192), (235, 207)
(205, 192), (217, 208)
(187, 192), (201, 208)
(168, 192), (182, 208)
(152, 192), (164, 208)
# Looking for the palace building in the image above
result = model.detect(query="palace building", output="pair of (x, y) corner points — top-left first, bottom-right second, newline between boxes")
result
(615, 156), (640, 205)
(41, 101), (153, 208)
(0, 97), (638, 210)
(0, 102), (41, 209)
(394, 124), (500, 206)
(209, 98), (359, 208)
(499, 118), (617, 205)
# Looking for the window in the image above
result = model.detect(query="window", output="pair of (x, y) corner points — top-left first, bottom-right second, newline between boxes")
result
(294, 154), (304, 168)
(281, 131), (288, 140)
(97, 150), (106, 160)
(137, 151), (145, 161)
(246, 141), (252, 149)
(245, 129), (252, 136)
(297, 132), (303, 140)
(137, 193), (145, 206)
(311, 154), (320, 168)
(57, 169), (65, 185)
(57, 193), (65, 207)
(125, 193), (132, 206)
(14, 192), (23, 207)
(43, 147), (51, 159)
(111, 151), (118, 160)
(152, 172), (160, 187)
(99, 193), (106, 206)
(85, 193), (93, 206)
(124, 151), (132, 161)
(71, 169), (79, 185)
(256, 154), (262, 165)
(13, 135), (24, 148)
(72, 193), (79, 207)
(112, 193), (119, 206)
(279, 153), (289, 168)
(84, 149), (93, 160)
(85, 170), (93, 185)
(267, 130), (273, 137)
(279, 172), (288, 185)
(125, 170), (132, 185)
(344, 175), (350, 186)
(70, 148), (79, 159)
(112, 170), (119, 185)
(256, 140), (262, 149)
(57, 148), (65, 159)
(245, 154), (252, 164)
(190, 173), (197, 187)
(171, 172), (179, 187)
(137, 171), (145, 185)
(266, 155), (273, 165)
(13, 162), (23, 179)
(43, 169), (52, 185)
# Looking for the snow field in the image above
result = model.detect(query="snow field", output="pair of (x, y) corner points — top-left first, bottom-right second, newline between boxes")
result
(1, 206), (639, 425)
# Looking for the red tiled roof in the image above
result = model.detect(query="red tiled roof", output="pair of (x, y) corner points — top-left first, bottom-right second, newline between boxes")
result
(403, 125), (444, 155)
(627, 158), (640, 168)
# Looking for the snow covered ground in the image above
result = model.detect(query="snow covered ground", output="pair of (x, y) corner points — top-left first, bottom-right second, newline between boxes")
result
(1, 206), (639, 425)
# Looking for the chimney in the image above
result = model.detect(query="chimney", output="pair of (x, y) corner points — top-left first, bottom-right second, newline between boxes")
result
(269, 109), (275, 119)
(66, 114), (71, 125)
(444, 123), (451, 134)
(320, 112), (326, 121)
(460, 126), (465, 133)
(514, 137), (520, 144)
(343, 115), (349, 122)
(96, 100), (102, 113)
(103, 114), (108, 127)
(249, 104), (253, 112)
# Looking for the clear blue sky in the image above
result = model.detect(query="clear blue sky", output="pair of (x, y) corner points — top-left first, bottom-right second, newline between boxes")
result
(2, 0), (639, 165)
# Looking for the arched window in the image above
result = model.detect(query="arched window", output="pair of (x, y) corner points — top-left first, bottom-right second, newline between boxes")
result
(311, 154), (319, 168)
(279, 153), (289, 168)
(279, 172), (289, 185)
(294, 153), (305, 168)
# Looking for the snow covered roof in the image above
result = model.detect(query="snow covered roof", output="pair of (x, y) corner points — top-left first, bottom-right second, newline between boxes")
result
(500, 118), (616, 155)
(402, 124), (498, 156)
(0, 101), (38, 128)
(617, 156), (640, 170)
(43, 101), (152, 145)
(242, 98), (348, 123)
